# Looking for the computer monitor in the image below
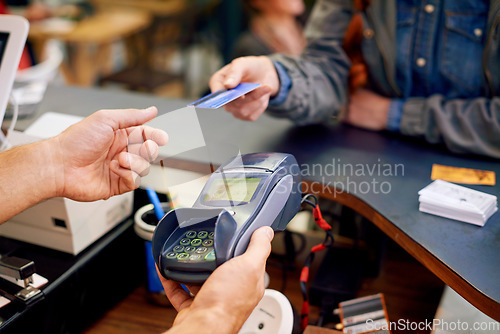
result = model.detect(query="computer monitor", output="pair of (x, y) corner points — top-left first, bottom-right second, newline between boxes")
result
(0, 15), (29, 128)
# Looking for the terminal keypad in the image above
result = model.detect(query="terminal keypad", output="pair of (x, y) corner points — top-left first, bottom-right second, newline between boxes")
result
(166, 230), (215, 262)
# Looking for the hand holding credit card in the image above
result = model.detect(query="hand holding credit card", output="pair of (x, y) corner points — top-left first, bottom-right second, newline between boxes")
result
(189, 83), (261, 109)
(207, 56), (279, 121)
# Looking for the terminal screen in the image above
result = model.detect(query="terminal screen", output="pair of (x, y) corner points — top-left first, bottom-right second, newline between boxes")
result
(204, 177), (261, 203)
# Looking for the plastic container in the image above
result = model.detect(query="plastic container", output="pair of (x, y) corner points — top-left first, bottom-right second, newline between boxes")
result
(239, 289), (294, 334)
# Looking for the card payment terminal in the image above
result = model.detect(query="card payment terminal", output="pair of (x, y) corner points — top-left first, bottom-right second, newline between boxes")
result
(152, 153), (302, 284)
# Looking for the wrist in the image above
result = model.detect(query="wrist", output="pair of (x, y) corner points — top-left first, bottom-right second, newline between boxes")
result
(43, 136), (65, 198)
(386, 99), (404, 132)
(170, 305), (241, 334)
(260, 56), (280, 97)
(268, 61), (292, 106)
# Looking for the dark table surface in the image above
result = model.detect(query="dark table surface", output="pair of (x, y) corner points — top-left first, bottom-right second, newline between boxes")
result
(23, 84), (500, 320)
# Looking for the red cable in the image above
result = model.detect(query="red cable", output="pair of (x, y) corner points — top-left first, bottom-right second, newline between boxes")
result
(300, 202), (333, 332)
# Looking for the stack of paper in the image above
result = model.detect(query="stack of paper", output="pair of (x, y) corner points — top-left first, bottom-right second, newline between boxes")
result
(418, 180), (498, 226)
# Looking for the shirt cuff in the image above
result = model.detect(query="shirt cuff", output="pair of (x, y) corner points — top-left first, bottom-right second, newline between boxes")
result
(386, 99), (405, 132)
(268, 61), (292, 106)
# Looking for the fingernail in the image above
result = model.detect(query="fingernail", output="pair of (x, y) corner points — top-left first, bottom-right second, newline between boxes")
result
(224, 77), (234, 86)
(145, 106), (156, 112)
(265, 227), (274, 241)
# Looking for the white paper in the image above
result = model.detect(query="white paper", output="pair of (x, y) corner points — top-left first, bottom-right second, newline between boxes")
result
(25, 111), (83, 138)
(418, 179), (498, 226)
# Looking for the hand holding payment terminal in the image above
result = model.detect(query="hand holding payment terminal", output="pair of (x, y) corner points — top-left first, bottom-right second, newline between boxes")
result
(152, 153), (301, 284)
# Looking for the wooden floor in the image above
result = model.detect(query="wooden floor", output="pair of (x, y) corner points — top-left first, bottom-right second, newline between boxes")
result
(84, 237), (444, 334)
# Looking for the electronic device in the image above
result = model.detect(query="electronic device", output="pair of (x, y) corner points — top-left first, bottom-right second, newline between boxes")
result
(339, 293), (391, 334)
(239, 289), (294, 334)
(153, 153), (302, 284)
(0, 15), (29, 126)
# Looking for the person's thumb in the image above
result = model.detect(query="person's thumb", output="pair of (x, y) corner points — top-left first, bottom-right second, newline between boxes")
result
(223, 60), (248, 89)
(99, 106), (158, 130)
(243, 226), (274, 265)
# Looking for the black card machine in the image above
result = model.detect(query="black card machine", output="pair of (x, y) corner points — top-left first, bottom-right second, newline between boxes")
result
(152, 153), (302, 284)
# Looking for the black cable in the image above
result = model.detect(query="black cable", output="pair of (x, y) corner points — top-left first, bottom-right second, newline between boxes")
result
(301, 194), (318, 208)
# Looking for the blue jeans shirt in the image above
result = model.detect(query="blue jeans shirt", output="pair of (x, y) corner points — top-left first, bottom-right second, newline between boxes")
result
(388, 0), (489, 130)
(271, 0), (489, 132)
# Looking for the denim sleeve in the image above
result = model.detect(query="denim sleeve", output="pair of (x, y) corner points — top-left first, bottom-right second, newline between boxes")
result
(386, 99), (405, 132)
(266, 0), (353, 124)
(269, 61), (292, 107)
(400, 96), (500, 158)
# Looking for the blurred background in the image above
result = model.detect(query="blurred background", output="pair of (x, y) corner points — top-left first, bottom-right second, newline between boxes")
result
(3, 0), (317, 115)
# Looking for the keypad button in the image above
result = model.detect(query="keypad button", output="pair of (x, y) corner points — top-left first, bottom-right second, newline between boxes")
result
(173, 245), (184, 252)
(208, 232), (214, 239)
(205, 250), (215, 261)
(191, 239), (202, 247)
(189, 254), (202, 261)
(197, 231), (208, 239)
(202, 239), (213, 247)
(185, 246), (196, 253)
(186, 231), (197, 238)
(166, 252), (177, 259)
(180, 239), (191, 246)
(196, 247), (208, 254)
(177, 253), (189, 260)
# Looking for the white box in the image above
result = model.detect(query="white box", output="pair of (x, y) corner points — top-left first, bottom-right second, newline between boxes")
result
(0, 193), (133, 254)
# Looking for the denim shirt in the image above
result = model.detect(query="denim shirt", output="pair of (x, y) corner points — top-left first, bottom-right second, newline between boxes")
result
(266, 0), (500, 158)
(272, 0), (489, 131)
(387, 0), (489, 130)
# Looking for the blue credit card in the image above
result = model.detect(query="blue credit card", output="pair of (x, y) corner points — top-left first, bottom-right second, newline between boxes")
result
(188, 83), (261, 109)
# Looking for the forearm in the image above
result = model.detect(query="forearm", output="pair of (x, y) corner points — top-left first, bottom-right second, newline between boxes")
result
(267, 0), (353, 124)
(0, 138), (61, 222)
(166, 307), (242, 334)
(400, 95), (500, 158)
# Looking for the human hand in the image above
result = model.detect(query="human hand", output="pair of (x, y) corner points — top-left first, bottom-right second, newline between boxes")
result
(209, 56), (279, 121)
(52, 107), (168, 201)
(158, 226), (274, 334)
(345, 89), (391, 130)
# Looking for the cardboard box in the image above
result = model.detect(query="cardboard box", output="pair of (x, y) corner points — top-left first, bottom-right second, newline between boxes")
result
(0, 193), (133, 254)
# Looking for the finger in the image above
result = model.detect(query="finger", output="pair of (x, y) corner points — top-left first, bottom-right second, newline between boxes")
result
(209, 64), (231, 92)
(117, 152), (151, 177)
(126, 143), (142, 156)
(156, 266), (194, 311)
(186, 285), (201, 296)
(227, 100), (268, 121)
(225, 85), (272, 109)
(127, 140), (160, 162)
(222, 59), (247, 89)
(96, 106), (158, 131)
(127, 125), (169, 146)
(239, 227), (274, 266)
(140, 140), (160, 161)
(110, 160), (141, 191)
(226, 94), (269, 121)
